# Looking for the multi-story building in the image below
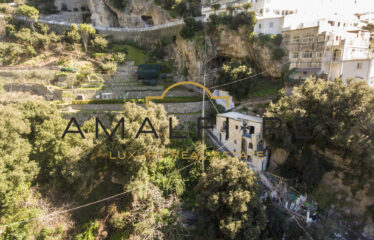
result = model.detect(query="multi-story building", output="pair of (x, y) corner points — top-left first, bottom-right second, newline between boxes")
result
(212, 112), (268, 171)
(282, 17), (373, 81)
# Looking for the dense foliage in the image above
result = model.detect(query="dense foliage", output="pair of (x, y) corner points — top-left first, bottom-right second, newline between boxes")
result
(154, 0), (201, 17)
(265, 78), (374, 195)
(196, 157), (267, 239)
(207, 12), (256, 32)
(180, 17), (204, 39)
(215, 59), (255, 100)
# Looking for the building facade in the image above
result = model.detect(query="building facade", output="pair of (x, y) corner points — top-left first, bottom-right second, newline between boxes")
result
(213, 112), (268, 171)
(282, 17), (373, 82)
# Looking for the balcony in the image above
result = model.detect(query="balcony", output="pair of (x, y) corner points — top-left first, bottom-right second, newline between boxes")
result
(243, 133), (252, 138)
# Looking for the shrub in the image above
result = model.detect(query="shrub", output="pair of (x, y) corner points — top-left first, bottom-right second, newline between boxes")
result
(66, 24), (81, 43)
(75, 65), (93, 86)
(0, 42), (25, 65)
(35, 22), (49, 34)
(272, 47), (286, 60)
(5, 24), (15, 37)
(181, 17), (203, 39)
(0, 3), (12, 14)
(99, 62), (117, 74)
(91, 35), (108, 52)
(26, 45), (37, 56)
(113, 52), (126, 64)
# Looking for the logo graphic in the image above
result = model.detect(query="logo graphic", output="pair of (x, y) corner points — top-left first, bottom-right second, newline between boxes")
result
(145, 81), (230, 108)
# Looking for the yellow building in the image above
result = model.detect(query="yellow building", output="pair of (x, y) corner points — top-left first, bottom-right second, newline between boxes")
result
(213, 112), (268, 171)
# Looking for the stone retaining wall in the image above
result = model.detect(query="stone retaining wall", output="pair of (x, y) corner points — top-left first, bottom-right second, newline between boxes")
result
(4, 83), (62, 100)
(70, 101), (210, 113)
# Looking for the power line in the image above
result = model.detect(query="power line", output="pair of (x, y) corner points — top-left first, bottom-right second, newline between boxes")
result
(0, 161), (197, 229)
(209, 61), (291, 90)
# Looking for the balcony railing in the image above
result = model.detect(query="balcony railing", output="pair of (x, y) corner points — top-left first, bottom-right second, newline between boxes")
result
(243, 133), (252, 138)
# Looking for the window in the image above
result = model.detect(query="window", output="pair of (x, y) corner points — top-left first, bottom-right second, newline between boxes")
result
(303, 51), (313, 58)
(257, 141), (264, 151)
(250, 126), (255, 134)
(333, 49), (341, 61)
(291, 52), (299, 58)
(292, 36), (300, 43)
(249, 143), (253, 149)
(269, 22), (274, 28)
(234, 140), (237, 144)
(259, 23), (262, 29)
(318, 35), (325, 42)
(357, 62), (363, 69)
(316, 52), (322, 58)
(235, 125), (239, 129)
(302, 34), (314, 43)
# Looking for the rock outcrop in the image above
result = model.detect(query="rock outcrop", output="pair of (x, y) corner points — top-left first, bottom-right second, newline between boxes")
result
(55, 0), (174, 28)
(171, 25), (284, 84)
(87, 0), (117, 27)
(269, 148), (290, 171)
(106, 0), (173, 27)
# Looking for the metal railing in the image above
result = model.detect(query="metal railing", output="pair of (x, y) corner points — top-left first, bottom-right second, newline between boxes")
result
(1, 14), (207, 33)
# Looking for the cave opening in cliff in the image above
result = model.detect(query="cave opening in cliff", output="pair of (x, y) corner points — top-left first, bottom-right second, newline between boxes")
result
(206, 56), (232, 69)
(141, 16), (154, 26)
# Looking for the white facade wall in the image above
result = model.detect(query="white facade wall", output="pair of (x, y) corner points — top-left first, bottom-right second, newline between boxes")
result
(255, 16), (284, 35)
(341, 59), (374, 87)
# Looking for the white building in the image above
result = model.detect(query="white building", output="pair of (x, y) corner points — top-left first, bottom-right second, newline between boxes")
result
(255, 16), (284, 35)
(213, 112), (268, 171)
(341, 59), (374, 87)
(321, 29), (372, 81)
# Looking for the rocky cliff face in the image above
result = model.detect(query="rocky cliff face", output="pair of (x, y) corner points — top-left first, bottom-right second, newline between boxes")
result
(54, 0), (173, 27)
(87, 0), (117, 27)
(112, 0), (173, 27)
(171, 26), (284, 84)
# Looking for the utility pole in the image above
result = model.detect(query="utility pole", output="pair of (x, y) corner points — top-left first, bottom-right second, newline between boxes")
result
(201, 29), (207, 173)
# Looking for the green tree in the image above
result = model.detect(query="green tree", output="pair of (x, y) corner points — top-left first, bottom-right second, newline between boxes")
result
(91, 35), (108, 52)
(227, 5), (235, 15)
(0, 104), (38, 218)
(216, 59), (253, 100)
(16, 5), (39, 31)
(364, 23), (374, 32)
(211, 3), (221, 14)
(78, 23), (96, 52)
(265, 78), (374, 192)
(196, 157), (266, 239)
(242, 3), (252, 12)
(67, 24), (81, 43)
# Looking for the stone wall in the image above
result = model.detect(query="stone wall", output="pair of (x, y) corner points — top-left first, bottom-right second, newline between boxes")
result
(70, 101), (210, 113)
(4, 83), (62, 100)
